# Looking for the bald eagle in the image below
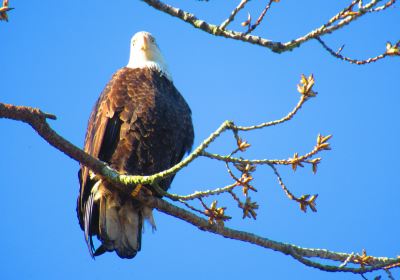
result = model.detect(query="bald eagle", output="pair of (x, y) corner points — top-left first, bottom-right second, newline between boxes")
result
(77, 32), (194, 259)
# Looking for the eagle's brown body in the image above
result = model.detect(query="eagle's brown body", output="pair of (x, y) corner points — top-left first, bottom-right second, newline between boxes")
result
(77, 67), (194, 258)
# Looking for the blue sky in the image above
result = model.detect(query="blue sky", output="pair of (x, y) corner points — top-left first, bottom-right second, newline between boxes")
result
(1, 1), (399, 279)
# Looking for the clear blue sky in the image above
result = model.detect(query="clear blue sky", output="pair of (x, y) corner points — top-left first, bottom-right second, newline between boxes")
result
(1, 1), (399, 279)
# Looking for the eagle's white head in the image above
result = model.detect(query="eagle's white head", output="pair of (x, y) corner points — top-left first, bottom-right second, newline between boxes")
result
(127, 31), (172, 81)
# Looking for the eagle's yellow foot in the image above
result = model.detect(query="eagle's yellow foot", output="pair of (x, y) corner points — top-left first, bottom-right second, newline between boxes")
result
(131, 184), (143, 197)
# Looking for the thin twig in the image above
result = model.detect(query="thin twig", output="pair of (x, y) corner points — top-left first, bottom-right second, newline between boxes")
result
(284, 0), (384, 50)
(164, 182), (238, 201)
(370, 0), (396, 11)
(177, 199), (207, 216)
(339, 252), (355, 267)
(201, 134), (325, 167)
(244, 0), (275, 35)
(385, 268), (396, 280)
(201, 147), (319, 166)
(316, 37), (391, 65)
(234, 95), (307, 131)
(269, 164), (296, 201)
(220, 0), (250, 30)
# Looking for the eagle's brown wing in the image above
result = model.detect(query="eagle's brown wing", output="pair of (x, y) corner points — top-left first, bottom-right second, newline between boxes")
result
(77, 69), (124, 229)
(77, 67), (194, 259)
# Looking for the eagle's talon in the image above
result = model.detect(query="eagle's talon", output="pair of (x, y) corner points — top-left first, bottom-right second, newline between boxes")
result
(131, 184), (143, 197)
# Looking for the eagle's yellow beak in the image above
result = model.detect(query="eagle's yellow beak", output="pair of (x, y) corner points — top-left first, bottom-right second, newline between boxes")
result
(140, 35), (149, 51)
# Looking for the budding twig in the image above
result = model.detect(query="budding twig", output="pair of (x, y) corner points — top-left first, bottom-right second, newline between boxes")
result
(141, 0), (396, 63)
(220, 0), (250, 30)
(244, 0), (276, 35)
(316, 37), (399, 65)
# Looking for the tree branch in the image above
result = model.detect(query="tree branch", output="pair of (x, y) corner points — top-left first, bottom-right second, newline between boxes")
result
(145, 193), (400, 274)
(243, 0), (276, 35)
(316, 37), (400, 65)
(1, 101), (399, 274)
(140, 0), (397, 62)
(219, 0), (250, 30)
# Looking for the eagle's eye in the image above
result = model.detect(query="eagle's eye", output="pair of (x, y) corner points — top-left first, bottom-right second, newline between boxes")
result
(150, 37), (155, 43)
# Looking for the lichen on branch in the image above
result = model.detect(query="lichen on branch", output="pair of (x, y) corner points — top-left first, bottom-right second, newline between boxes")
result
(1, 73), (399, 275)
(141, 0), (397, 64)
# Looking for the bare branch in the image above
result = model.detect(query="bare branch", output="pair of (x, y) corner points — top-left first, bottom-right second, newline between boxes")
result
(141, 0), (286, 52)
(339, 252), (355, 268)
(371, 0), (396, 11)
(269, 163), (318, 212)
(385, 268), (396, 280)
(1, 101), (399, 274)
(316, 37), (399, 65)
(141, 0), (397, 62)
(244, 0), (276, 35)
(145, 193), (400, 273)
(0, 103), (112, 182)
(200, 138), (323, 166)
(164, 182), (238, 201)
(219, 0), (250, 30)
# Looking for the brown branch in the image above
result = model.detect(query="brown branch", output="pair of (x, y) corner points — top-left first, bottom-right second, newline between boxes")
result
(164, 182), (238, 201)
(141, 0), (286, 52)
(371, 0), (396, 11)
(1, 101), (400, 273)
(235, 95), (308, 131)
(316, 37), (398, 65)
(269, 164), (318, 212)
(177, 199), (207, 217)
(219, 0), (250, 30)
(244, 0), (275, 35)
(385, 268), (396, 280)
(0, 103), (130, 193)
(200, 143), (320, 166)
(200, 132), (329, 170)
(141, 0), (397, 62)
(144, 193), (400, 273)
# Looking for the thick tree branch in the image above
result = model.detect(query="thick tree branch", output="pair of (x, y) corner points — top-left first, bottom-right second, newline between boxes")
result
(141, 193), (400, 274)
(141, 0), (397, 63)
(1, 101), (399, 274)
(0, 103), (130, 192)
(141, 0), (285, 52)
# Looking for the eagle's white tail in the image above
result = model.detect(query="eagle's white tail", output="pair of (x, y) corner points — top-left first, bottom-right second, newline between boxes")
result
(84, 182), (154, 259)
